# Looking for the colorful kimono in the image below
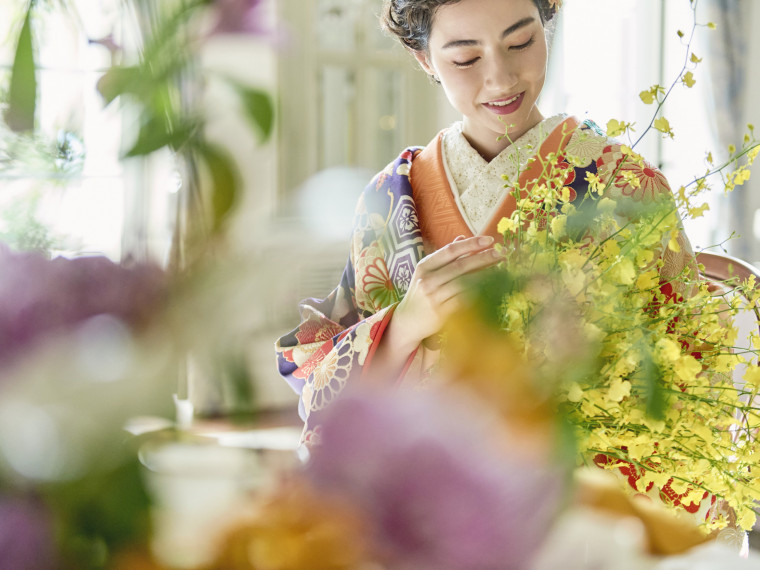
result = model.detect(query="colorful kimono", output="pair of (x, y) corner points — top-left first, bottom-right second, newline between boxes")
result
(276, 115), (695, 440)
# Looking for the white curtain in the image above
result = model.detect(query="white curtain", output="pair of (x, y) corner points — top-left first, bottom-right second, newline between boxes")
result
(702, 0), (757, 261)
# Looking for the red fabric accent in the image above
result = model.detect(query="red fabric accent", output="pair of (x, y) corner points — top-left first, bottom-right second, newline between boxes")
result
(359, 304), (418, 384)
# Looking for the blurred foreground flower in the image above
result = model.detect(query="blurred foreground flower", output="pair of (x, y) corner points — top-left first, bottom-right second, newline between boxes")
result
(214, 479), (368, 570)
(306, 389), (567, 570)
(211, 0), (270, 36)
(0, 495), (55, 570)
(0, 248), (166, 373)
(0, 246), (175, 568)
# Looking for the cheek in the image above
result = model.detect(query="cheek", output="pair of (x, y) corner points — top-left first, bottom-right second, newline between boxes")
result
(440, 73), (479, 107)
(520, 46), (548, 89)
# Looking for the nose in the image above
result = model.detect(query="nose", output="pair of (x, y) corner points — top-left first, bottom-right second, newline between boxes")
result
(484, 48), (519, 91)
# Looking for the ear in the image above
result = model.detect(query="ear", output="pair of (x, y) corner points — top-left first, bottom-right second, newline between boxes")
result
(412, 50), (435, 76)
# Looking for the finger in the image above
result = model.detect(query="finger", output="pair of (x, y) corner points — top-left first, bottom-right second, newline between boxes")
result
(432, 247), (502, 287)
(422, 235), (495, 271)
(427, 261), (498, 306)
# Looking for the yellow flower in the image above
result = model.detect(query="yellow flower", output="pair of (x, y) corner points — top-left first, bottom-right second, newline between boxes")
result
(744, 365), (760, 389)
(656, 337), (681, 363)
(597, 197), (617, 214)
(607, 377), (631, 402)
(550, 214), (567, 239)
(635, 270), (658, 291)
(606, 118), (632, 138)
(567, 382), (583, 402)
(654, 116), (674, 138)
(609, 257), (636, 285)
(640, 90), (655, 105)
(585, 171), (606, 194)
(497, 216), (518, 234)
(739, 510), (757, 531)
(635, 249), (654, 268)
(673, 355), (701, 382)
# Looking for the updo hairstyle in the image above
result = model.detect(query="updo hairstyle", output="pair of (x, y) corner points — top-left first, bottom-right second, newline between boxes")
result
(381, 0), (559, 53)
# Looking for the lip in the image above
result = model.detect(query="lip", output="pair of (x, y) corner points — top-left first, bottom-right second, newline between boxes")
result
(482, 92), (524, 115)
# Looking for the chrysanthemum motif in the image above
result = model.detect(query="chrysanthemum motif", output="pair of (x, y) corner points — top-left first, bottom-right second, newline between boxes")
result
(597, 146), (670, 203)
(360, 258), (398, 312)
(310, 342), (352, 411)
(566, 131), (607, 167)
(294, 342), (331, 380)
(295, 316), (343, 347)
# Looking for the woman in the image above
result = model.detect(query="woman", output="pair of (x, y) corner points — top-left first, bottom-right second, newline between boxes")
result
(277, 0), (693, 453)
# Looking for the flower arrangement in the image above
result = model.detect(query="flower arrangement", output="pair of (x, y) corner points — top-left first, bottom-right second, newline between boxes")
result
(478, 3), (760, 533)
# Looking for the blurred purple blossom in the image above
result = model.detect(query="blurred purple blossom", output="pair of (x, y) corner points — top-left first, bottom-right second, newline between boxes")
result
(306, 390), (566, 570)
(0, 248), (167, 372)
(210, 0), (269, 36)
(0, 495), (56, 570)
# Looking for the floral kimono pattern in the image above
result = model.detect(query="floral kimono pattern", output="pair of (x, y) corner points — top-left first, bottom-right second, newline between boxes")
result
(276, 117), (696, 455)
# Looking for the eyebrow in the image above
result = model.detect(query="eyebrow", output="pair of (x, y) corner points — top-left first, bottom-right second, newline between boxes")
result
(440, 17), (536, 49)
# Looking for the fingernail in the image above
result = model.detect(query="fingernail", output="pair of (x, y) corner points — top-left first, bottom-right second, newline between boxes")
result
(490, 248), (501, 258)
(478, 236), (494, 246)
(454, 234), (466, 242)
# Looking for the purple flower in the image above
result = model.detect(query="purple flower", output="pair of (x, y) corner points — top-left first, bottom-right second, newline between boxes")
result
(210, 0), (269, 36)
(0, 495), (56, 570)
(306, 389), (566, 570)
(0, 248), (167, 372)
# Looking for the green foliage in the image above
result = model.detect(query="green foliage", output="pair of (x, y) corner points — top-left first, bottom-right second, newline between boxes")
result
(5, 4), (36, 133)
(0, 193), (59, 255)
(44, 455), (152, 569)
(196, 141), (240, 231)
(234, 84), (275, 142)
(93, 0), (275, 235)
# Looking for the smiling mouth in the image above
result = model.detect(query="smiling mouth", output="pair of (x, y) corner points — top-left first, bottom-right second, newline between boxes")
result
(487, 93), (522, 106)
(482, 92), (524, 115)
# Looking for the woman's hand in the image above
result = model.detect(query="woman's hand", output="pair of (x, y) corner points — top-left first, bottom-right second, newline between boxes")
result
(390, 235), (501, 352)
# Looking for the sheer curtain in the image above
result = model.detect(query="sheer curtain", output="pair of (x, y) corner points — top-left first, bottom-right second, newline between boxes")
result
(701, 0), (757, 262)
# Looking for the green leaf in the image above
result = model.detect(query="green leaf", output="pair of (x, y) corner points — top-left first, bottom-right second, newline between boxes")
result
(5, 5), (37, 133)
(235, 85), (274, 142)
(197, 142), (240, 231)
(633, 347), (668, 421)
(124, 115), (196, 157)
(96, 66), (143, 105)
(47, 457), (152, 567)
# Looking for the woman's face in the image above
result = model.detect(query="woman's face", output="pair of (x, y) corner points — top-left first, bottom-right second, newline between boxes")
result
(415, 0), (547, 161)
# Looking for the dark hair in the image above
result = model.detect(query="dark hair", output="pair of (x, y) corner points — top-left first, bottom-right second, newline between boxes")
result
(381, 0), (558, 53)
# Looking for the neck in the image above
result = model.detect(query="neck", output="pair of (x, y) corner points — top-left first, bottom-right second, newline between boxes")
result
(467, 109), (546, 162)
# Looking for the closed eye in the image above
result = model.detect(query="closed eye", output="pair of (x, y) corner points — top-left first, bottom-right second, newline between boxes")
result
(453, 57), (479, 68)
(511, 37), (535, 50)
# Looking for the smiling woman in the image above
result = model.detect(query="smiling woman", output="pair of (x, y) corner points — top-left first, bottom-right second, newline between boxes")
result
(273, 0), (711, 526)
(275, 0), (688, 423)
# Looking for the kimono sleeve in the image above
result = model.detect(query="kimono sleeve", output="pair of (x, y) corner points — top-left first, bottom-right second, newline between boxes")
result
(274, 193), (400, 441)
